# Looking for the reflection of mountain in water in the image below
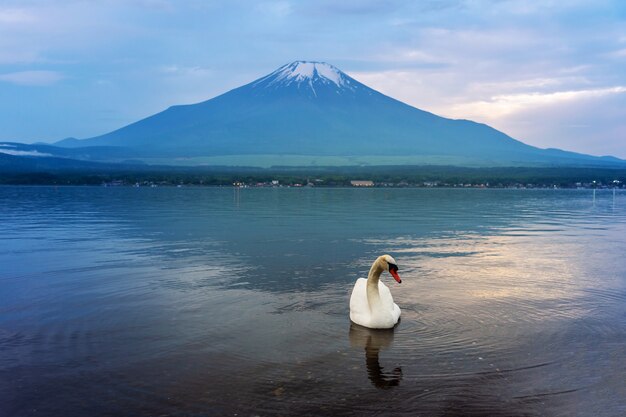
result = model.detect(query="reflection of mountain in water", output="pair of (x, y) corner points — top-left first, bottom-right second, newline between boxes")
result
(349, 323), (402, 389)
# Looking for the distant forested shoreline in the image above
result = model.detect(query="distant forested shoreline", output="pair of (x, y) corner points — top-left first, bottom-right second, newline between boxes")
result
(1, 165), (625, 188)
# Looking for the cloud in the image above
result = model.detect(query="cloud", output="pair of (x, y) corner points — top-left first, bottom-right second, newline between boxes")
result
(0, 7), (36, 24)
(0, 148), (52, 157)
(466, 77), (589, 93)
(368, 47), (452, 68)
(0, 2), (161, 67)
(304, 0), (401, 15)
(0, 70), (64, 86)
(256, 1), (292, 17)
(607, 48), (626, 59)
(128, 0), (174, 11)
(493, 91), (626, 157)
(159, 65), (212, 77)
(447, 86), (626, 120)
(349, 71), (624, 122)
(0, 50), (40, 65)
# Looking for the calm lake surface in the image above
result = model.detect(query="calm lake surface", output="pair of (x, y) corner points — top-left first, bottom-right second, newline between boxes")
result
(1, 186), (625, 416)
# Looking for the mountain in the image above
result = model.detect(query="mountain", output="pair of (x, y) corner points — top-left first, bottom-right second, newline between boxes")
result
(47, 60), (624, 167)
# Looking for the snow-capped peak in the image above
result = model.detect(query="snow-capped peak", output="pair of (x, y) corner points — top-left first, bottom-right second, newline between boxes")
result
(280, 61), (344, 86)
(256, 61), (354, 90)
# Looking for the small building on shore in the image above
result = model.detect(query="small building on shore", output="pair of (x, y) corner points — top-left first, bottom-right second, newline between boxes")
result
(350, 180), (374, 187)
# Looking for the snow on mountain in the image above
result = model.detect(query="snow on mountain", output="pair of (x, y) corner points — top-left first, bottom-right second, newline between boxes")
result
(252, 61), (357, 94)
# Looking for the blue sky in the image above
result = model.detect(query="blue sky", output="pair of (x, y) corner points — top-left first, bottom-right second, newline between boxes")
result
(1, 0), (625, 157)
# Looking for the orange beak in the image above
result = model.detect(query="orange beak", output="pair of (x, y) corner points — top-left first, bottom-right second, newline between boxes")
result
(390, 269), (402, 284)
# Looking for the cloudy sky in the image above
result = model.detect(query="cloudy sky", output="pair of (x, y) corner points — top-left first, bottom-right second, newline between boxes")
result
(1, 0), (625, 157)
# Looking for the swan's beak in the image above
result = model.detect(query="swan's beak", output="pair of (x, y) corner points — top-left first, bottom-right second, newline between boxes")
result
(390, 269), (402, 284)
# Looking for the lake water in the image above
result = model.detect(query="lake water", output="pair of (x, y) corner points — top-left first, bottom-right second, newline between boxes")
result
(1, 186), (625, 416)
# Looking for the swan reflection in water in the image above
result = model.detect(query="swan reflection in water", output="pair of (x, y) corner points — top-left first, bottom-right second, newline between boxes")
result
(349, 323), (402, 389)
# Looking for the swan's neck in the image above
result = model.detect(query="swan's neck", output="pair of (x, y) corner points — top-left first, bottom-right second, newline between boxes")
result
(366, 260), (385, 311)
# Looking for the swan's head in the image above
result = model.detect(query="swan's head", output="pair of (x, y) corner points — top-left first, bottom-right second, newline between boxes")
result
(381, 254), (401, 284)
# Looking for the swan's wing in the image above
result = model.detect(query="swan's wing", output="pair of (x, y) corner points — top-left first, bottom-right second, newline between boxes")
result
(392, 302), (401, 321)
(379, 281), (402, 323)
(349, 278), (370, 324)
(377, 280), (397, 310)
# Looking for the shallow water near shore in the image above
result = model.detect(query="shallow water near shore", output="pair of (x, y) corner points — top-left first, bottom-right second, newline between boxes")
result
(1, 186), (625, 416)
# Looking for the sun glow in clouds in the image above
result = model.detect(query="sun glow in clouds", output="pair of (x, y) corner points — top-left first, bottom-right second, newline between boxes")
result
(447, 86), (626, 120)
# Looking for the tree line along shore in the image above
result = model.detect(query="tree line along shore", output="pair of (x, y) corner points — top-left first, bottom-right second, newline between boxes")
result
(1, 165), (625, 188)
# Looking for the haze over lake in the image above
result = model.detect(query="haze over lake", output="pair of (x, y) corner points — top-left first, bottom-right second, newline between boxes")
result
(1, 187), (625, 416)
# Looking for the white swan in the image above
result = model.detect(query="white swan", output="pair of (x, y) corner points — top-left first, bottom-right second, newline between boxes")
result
(350, 255), (402, 329)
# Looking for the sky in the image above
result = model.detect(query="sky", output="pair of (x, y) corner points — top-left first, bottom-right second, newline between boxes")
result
(1, 0), (625, 158)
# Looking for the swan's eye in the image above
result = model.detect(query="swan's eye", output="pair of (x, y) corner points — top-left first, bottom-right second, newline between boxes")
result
(389, 263), (398, 272)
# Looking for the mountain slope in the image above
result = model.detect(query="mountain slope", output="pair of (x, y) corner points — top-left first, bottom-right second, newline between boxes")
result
(56, 61), (624, 167)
